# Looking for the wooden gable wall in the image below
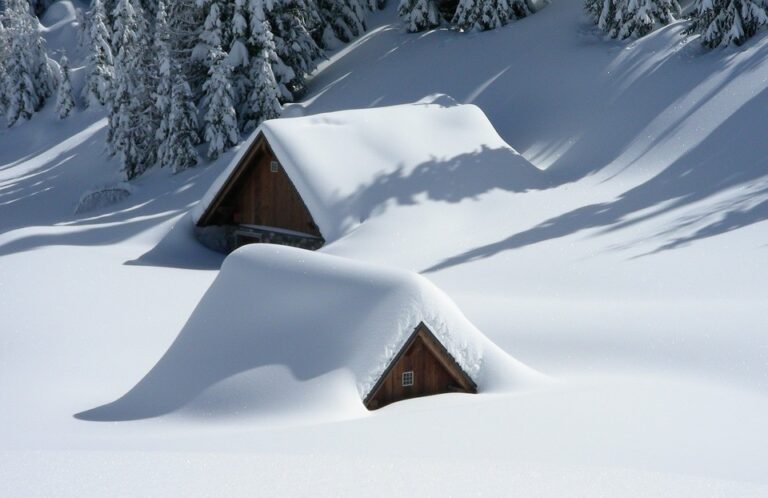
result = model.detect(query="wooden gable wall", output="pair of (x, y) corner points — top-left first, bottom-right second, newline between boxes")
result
(198, 135), (322, 238)
(364, 323), (477, 410)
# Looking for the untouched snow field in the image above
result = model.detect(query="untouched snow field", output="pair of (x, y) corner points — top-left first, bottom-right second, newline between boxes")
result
(2, 1), (767, 496)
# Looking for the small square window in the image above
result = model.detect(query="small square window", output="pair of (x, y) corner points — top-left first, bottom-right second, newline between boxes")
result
(270, 160), (279, 173)
(402, 371), (414, 387)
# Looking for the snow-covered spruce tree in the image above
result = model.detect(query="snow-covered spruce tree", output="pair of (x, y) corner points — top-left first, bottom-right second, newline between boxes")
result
(615, 0), (680, 38)
(166, 0), (206, 97)
(584, 0), (604, 23)
(167, 68), (201, 173)
(82, 0), (114, 107)
(30, 30), (57, 103)
(109, 0), (154, 178)
(75, 6), (88, 48)
(687, 0), (768, 48)
(228, 0), (254, 123)
(201, 2), (239, 159)
(597, 0), (617, 34)
(587, 0), (680, 39)
(204, 53), (239, 159)
(153, 0), (173, 167)
(4, 34), (39, 125)
(248, 0), (296, 101)
(56, 55), (75, 119)
(243, 18), (283, 131)
(317, 0), (367, 43)
(398, 0), (441, 32)
(0, 21), (9, 117)
(453, 0), (530, 31)
(2, 0), (57, 126)
(265, 0), (324, 97)
(197, 0), (234, 81)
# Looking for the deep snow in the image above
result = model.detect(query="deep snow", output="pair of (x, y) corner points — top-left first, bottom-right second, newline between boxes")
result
(195, 97), (544, 242)
(77, 245), (540, 422)
(1, 0), (767, 496)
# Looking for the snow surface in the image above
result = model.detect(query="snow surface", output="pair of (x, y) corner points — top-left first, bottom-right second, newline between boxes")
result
(194, 96), (544, 243)
(2, 1), (768, 496)
(78, 244), (540, 422)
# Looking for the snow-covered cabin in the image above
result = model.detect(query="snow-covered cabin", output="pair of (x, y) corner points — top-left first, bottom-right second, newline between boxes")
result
(193, 97), (539, 253)
(80, 245), (539, 419)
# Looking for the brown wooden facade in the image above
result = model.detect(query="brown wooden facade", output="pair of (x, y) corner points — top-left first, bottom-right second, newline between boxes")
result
(364, 322), (477, 410)
(197, 134), (324, 250)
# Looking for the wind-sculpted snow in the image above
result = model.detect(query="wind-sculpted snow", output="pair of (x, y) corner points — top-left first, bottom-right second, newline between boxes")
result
(77, 245), (540, 421)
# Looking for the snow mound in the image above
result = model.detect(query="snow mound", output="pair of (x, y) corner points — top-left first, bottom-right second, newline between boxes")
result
(193, 98), (545, 243)
(78, 245), (540, 422)
(74, 183), (132, 214)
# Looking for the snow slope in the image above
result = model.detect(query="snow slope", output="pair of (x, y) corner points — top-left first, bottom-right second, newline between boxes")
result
(1, 1), (768, 496)
(78, 245), (539, 422)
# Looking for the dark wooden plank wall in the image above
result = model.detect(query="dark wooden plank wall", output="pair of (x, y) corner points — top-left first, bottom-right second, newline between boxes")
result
(367, 330), (473, 410)
(229, 145), (321, 237)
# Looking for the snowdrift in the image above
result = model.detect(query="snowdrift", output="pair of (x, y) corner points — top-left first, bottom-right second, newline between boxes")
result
(78, 244), (539, 422)
(193, 96), (546, 243)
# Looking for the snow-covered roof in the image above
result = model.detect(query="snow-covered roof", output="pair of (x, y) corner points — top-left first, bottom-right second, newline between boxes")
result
(87, 244), (539, 420)
(193, 96), (540, 243)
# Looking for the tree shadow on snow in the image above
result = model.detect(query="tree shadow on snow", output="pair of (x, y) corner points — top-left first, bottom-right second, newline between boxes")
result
(324, 145), (550, 233)
(302, 13), (768, 272)
(0, 115), (230, 269)
(425, 80), (768, 272)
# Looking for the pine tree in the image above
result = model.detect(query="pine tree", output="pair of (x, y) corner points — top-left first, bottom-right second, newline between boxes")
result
(109, 0), (154, 178)
(243, 19), (283, 131)
(134, 0), (160, 168)
(167, 69), (201, 173)
(587, 0), (680, 39)
(398, 0), (441, 32)
(453, 0), (529, 31)
(615, 0), (680, 38)
(204, 54), (239, 159)
(56, 55), (75, 119)
(29, 21), (57, 103)
(687, 0), (768, 48)
(248, 0), (296, 101)
(228, 1), (284, 131)
(597, 0), (618, 34)
(0, 21), (10, 117)
(166, 0), (205, 91)
(229, 0), (253, 123)
(317, 0), (366, 43)
(585, 0), (605, 24)
(154, 0), (174, 167)
(265, 0), (323, 96)
(2, 0), (56, 125)
(198, 0), (234, 82)
(202, 1), (239, 159)
(5, 35), (39, 126)
(82, 0), (114, 107)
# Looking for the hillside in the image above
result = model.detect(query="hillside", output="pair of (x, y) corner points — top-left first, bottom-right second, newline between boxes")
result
(1, 1), (767, 496)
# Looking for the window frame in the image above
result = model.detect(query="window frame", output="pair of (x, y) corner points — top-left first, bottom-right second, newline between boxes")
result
(401, 370), (414, 387)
